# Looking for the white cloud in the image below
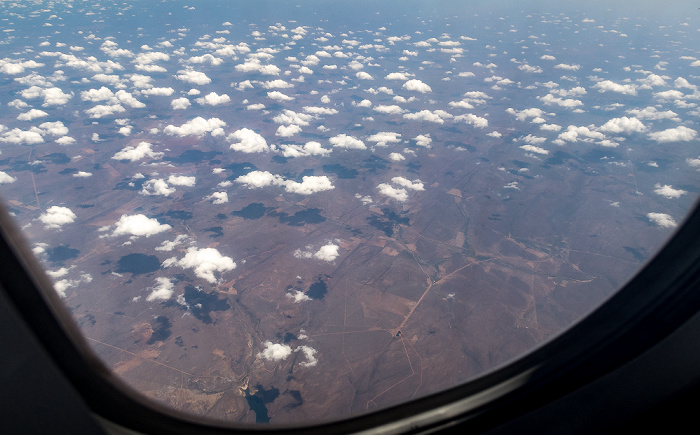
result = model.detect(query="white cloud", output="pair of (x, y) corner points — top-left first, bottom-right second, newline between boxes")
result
(518, 64), (543, 73)
(17, 109), (49, 121)
(156, 234), (189, 252)
(367, 131), (402, 146)
(356, 71), (373, 80)
(330, 134), (366, 150)
(558, 125), (605, 142)
(626, 106), (680, 122)
(374, 105), (406, 115)
(112, 142), (163, 162)
(258, 341), (292, 361)
(654, 184), (687, 199)
(235, 58), (281, 75)
(539, 94), (583, 108)
(377, 183), (408, 201)
(520, 145), (548, 155)
(141, 179), (175, 196)
(389, 153), (405, 161)
(175, 69), (212, 85)
(648, 126), (697, 143)
(265, 90), (294, 102)
(353, 99), (372, 108)
(72, 171), (92, 178)
(280, 141), (331, 157)
(455, 113), (488, 128)
(593, 80), (637, 96)
(276, 124), (302, 137)
(303, 106), (338, 115)
(414, 134), (432, 147)
(146, 277), (175, 302)
(247, 103), (265, 110)
(598, 117), (647, 134)
(402, 79), (432, 93)
(386, 72), (409, 80)
(167, 175), (196, 187)
(21, 86), (72, 106)
(0, 129), (44, 145)
(647, 212), (677, 228)
(207, 191), (229, 204)
(554, 63), (581, 71)
(85, 104), (126, 118)
(39, 206), (76, 229)
(294, 243), (340, 262)
(403, 109), (452, 123)
(140, 87), (175, 96)
(0, 171), (17, 184)
(163, 247), (236, 283)
(506, 107), (545, 121)
(262, 79), (293, 89)
(109, 214), (171, 238)
(296, 345), (318, 367)
(392, 176), (424, 191)
(196, 92), (230, 106)
(164, 117), (226, 137)
(228, 128), (269, 153)
(171, 97), (191, 110)
(234, 170), (334, 195)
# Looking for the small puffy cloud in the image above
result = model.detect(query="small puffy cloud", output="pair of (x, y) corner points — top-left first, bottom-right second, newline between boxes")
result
(404, 109), (452, 123)
(247, 103), (265, 110)
(235, 171), (334, 195)
(0, 171), (17, 184)
(648, 126), (697, 143)
(414, 134), (432, 147)
(353, 99), (372, 107)
(487, 131), (503, 137)
(196, 92), (230, 106)
(296, 345), (318, 367)
(284, 176), (335, 195)
(234, 58), (281, 75)
(141, 179), (176, 196)
(647, 212), (677, 228)
(280, 141), (331, 157)
(171, 97), (191, 110)
(374, 105), (406, 115)
(598, 117), (647, 134)
(85, 104), (126, 118)
(164, 117), (226, 137)
(330, 134), (366, 150)
(109, 214), (171, 238)
(294, 243), (340, 262)
(72, 171), (92, 178)
(554, 63), (581, 71)
(17, 109), (49, 121)
(167, 175), (196, 187)
(402, 79), (432, 93)
(367, 131), (402, 147)
(303, 106), (338, 115)
(267, 91), (294, 102)
(21, 86), (72, 106)
(455, 113), (488, 128)
(0, 128), (44, 145)
(262, 79), (293, 89)
(39, 206), (76, 229)
(140, 87), (175, 97)
(258, 342), (292, 361)
(506, 107), (544, 122)
(389, 153), (405, 161)
(112, 142), (163, 162)
(175, 69), (212, 85)
(156, 235), (189, 252)
(146, 277), (175, 302)
(163, 247), (236, 283)
(626, 106), (680, 122)
(207, 192), (229, 204)
(593, 80), (637, 96)
(520, 145), (548, 155)
(518, 64), (543, 73)
(386, 72), (409, 80)
(377, 183), (408, 201)
(276, 124), (302, 137)
(539, 94), (583, 108)
(228, 128), (269, 153)
(392, 176), (424, 191)
(654, 184), (687, 199)
(356, 71), (373, 80)
(557, 125), (605, 142)
(273, 109), (313, 126)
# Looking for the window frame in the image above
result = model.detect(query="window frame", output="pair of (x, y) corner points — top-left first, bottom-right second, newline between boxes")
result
(1, 198), (699, 434)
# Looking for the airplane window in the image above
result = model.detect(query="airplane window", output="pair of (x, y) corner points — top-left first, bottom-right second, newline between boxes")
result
(0, 0), (697, 427)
